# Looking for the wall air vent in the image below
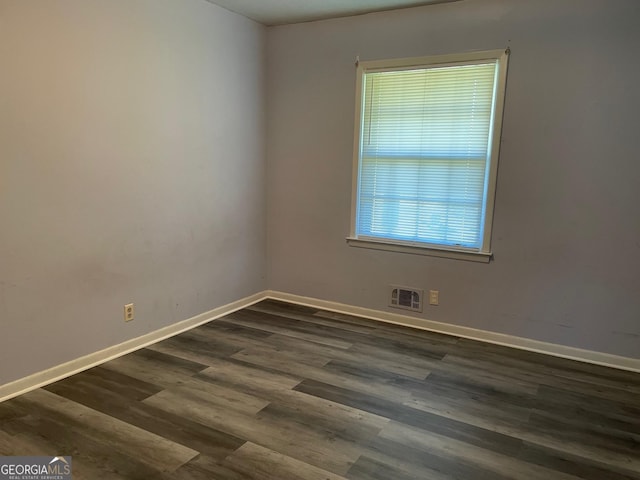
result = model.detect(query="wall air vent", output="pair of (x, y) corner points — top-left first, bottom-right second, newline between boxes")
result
(389, 286), (423, 313)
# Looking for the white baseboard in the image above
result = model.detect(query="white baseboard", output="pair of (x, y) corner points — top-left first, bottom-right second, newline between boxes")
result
(3, 289), (638, 403)
(0, 291), (268, 403)
(265, 290), (640, 373)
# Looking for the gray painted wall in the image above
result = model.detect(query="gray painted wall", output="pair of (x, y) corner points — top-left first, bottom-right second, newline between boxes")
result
(266, 0), (640, 358)
(2, 0), (638, 389)
(0, 0), (267, 385)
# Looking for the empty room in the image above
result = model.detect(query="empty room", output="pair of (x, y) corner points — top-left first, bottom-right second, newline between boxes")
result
(1, 0), (639, 479)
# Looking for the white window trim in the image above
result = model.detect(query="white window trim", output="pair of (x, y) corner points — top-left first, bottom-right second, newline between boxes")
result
(347, 49), (510, 262)
(346, 237), (492, 263)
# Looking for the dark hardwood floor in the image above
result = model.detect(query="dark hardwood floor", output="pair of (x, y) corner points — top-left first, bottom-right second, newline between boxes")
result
(1, 299), (639, 479)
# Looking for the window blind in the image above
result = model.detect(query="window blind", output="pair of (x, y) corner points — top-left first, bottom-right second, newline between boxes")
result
(356, 62), (499, 250)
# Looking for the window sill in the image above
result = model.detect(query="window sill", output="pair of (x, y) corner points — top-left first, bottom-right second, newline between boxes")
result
(346, 237), (492, 263)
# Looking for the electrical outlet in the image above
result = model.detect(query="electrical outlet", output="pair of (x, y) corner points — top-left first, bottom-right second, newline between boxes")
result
(124, 303), (135, 322)
(429, 290), (439, 306)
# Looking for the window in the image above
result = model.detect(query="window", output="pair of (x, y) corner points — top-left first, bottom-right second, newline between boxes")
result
(348, 49), (509, 262)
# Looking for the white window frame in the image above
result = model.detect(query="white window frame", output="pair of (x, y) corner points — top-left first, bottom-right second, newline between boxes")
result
(347, 49), (509, 263)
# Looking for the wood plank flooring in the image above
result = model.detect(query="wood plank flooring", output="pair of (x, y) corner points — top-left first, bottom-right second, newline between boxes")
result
(1, 299), (639, 479)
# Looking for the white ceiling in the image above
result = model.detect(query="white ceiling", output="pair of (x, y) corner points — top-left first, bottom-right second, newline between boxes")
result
(204, 0), (460, 26)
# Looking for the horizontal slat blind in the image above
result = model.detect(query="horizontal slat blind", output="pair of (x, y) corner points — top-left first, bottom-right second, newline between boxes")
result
(357, 62), (498, 249)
